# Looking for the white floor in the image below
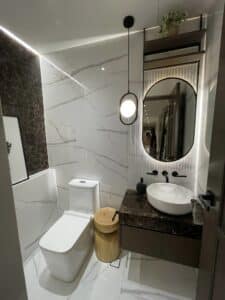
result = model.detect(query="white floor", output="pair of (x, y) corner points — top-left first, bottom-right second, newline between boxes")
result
(24, 248), (198, 300)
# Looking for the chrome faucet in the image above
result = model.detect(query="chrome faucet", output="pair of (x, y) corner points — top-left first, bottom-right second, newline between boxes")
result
(162, 170), (169, 183)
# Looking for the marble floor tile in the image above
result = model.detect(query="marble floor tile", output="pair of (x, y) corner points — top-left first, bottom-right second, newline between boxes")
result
(23, 249), (197, 300)
(121, 253), (197, 300)
(24, 252), (65, 300)
(24, 248), (126, 300)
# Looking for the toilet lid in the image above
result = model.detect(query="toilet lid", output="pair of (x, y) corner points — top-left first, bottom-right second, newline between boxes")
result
(39, 211), (91, 253)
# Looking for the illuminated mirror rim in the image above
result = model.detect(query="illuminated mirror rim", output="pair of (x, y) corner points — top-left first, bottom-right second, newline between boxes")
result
(142, 77), (197, 162)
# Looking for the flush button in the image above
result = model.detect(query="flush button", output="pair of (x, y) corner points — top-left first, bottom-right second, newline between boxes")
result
(80, 180), (86, 183)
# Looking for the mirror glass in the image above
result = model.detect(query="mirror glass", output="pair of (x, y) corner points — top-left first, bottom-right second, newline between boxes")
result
(143, 78), (196, 162)
(3, 116), (28, 184)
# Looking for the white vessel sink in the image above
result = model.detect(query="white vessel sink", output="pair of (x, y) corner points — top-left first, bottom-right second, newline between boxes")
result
(146, 183), (193, 215)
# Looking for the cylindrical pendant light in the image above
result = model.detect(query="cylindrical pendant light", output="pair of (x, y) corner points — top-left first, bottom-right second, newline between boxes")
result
(119, 15), (138, 125)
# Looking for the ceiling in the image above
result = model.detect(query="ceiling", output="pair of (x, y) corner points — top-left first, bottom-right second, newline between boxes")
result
(0, 0), (216, 53)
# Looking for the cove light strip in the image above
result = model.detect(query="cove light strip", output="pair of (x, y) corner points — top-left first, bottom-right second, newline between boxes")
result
(0, 26), (88, 91)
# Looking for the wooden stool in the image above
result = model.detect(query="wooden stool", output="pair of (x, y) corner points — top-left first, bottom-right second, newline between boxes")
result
(94, 207), (120, 262)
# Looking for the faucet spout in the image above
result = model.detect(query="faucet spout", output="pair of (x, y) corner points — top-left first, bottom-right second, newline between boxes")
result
(162, 170), (169, 183)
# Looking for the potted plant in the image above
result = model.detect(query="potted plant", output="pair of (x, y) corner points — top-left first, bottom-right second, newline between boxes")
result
(159, 10), (187, 37)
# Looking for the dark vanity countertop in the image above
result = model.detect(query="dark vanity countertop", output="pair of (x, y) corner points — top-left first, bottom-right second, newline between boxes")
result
(119, 190), (202, 240)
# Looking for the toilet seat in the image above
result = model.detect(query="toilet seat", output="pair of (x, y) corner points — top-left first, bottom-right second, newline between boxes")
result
(39, 211), (91, 253)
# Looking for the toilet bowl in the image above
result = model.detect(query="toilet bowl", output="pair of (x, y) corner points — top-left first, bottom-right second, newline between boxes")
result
(39, 179), (99, 282)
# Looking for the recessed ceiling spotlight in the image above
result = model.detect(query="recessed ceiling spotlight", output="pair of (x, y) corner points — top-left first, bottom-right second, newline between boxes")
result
(101, 66), (105, 71)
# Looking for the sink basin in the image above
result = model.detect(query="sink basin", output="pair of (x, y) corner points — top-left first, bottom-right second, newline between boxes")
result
(146, 183), (193, 215)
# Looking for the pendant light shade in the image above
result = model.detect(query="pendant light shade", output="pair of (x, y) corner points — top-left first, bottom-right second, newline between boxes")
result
(119, 16), (138, 125)
(120, 92), (138, 124)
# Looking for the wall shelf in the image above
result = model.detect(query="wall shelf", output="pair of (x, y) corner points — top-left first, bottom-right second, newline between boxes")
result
(144, 51), (205, 70)
(144, 29), (206, 56)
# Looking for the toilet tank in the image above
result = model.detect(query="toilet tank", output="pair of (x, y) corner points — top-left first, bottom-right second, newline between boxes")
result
(68, 179), (100, 215)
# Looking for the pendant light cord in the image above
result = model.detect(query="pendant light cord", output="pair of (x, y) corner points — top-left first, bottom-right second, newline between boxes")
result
(128, 27), (130, 93)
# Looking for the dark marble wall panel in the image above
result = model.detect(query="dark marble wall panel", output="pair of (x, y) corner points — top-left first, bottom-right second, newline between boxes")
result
(0, 31), (48, 175)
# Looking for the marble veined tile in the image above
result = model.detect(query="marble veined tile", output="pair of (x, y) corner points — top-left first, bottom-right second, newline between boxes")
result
(40, 58), (85, 111)
(24, 248), (197, 300)
(121, 253), (197, 300)
(41, 36), (130, 211)
(18, 205), (59, 260)
(24, 250), (65, 300)
(45, 36), (127, 91)
(13, 169), (59, 260)
(24, 249), (126, 300)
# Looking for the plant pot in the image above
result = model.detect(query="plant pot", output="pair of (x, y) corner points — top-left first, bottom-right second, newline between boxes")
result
(167, 24), (179, 36)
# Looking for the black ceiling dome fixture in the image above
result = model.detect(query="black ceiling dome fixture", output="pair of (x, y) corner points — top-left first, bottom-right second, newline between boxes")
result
(119, 15), (138, 125)
(123, 15), (135, 28)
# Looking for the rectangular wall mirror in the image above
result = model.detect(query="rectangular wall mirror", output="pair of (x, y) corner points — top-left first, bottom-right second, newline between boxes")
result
(3, 116), (28, 184)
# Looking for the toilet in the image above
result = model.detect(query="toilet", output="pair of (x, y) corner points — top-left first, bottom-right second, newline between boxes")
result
(39, 178), (100, 282)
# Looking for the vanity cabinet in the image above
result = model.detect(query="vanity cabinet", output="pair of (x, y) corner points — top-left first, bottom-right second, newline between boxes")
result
(119, 190), (202, 267)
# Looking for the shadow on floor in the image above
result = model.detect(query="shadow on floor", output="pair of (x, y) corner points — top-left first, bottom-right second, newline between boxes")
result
(38, 250), (96, 296)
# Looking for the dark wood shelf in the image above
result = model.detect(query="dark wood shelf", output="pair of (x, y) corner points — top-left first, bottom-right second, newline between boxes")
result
(144, 51), (205, 70)
(144, 29), (206, 56)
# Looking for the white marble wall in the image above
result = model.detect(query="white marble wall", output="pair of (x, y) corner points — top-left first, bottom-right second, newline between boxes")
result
(40, 37), (129, 210)
(13, 169), (59, 260)
(41, 18), (214, 209)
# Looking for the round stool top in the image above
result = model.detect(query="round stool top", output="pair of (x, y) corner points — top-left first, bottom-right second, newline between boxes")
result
(94, 207), (119, 233)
